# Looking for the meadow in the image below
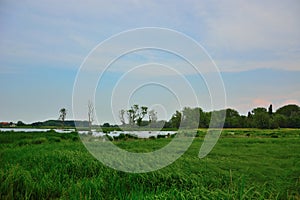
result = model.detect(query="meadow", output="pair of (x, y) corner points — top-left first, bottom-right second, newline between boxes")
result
(0, 129), (300, 199)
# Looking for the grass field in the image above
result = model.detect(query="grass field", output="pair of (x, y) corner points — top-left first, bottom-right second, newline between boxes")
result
(0, 129), (300, 199)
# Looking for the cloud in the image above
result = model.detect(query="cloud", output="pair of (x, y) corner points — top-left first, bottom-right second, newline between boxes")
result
(252, 98), (272, 108)
(196, 0), (300, 71)
(281, 99), (300, 106)
(215, 58), (300, 72)
(203, 0), (300, 50)
(1, 0), (299, 74)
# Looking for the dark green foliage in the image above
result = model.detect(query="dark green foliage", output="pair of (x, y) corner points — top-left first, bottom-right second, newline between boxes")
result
(102, 122), (110, 127)
(159, 104), (299, 129)
(113, 133), (138, 141)
(105, 134), (114, 141)
(6, 104), (300, 130)
(181, 107), (200, 128)
(276, 104), (300, 117)
(30, 120), (89, 128)
(168, 111), (182, 129)
(268, 104), (273, 115)
(156, 134), (166, 139)
(252, 108), (270, 129)
(16, 121), (25, 126)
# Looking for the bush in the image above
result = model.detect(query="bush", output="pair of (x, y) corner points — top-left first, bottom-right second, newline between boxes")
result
(196, 130), (205, 137)
(48, 137), (61, 143)
(157, 134), (166, 139)
(31, 138), (47, 144)
(72, 136), (79, 141)
(17, 139), (31, 146)
(105, 134), (113, 141)
(127, 134), (138, 139)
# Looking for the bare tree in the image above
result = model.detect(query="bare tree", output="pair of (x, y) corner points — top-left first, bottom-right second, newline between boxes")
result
(59, 108), (67, 129)
(88, 100), (94, 131)
(119, 109), (126, 125)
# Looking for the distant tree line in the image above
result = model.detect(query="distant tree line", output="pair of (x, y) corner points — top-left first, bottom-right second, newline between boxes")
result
(1, 104), (299, 129)
(118, 104), (300, 129)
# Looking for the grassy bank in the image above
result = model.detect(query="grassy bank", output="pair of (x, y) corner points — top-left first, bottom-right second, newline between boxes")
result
(0, 129), (299, 199)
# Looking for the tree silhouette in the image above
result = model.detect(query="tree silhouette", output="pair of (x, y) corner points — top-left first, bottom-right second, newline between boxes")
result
(268, 104), (273, 115)
(119, 109), (126, 125)
(59, 108), (67, 129)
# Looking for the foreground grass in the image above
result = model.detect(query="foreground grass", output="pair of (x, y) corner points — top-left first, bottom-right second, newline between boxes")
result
(0, 130), (300, 199)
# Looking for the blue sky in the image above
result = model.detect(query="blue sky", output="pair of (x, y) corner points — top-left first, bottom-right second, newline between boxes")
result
(0, 0), (299, 124)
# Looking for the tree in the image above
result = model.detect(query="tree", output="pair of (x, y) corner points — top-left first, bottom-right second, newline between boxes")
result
(181, 107), (200, 128)
(251, 107), (269, 129)
(127, 109), (134, 125)
(275, 104), (300, 128)
(199, 108), (210, 128)
(132, 104), (139, 123)
(209, 109), (226, 128)
(137, 106), (148, 126)
(119, 109), (126, 125)
(276, 104), (300, 117)
(224, 108), (241, 128)
(127, 104), (139, 126)
(273, 114), (287, 128)
(247, 111), (252, 118)
(102, 122), (110, 127)
(88, 100), (94, 131)
(17, 121), (25, 126)
(169, 110), (182, 129)
(268, 104), (273, 115)
(59, 108), (67, 129)
(289, 112), (300, 128)
(125, 105), (148, 126)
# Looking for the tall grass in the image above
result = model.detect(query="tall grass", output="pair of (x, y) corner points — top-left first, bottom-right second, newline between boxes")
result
(0, 130), (299, 199)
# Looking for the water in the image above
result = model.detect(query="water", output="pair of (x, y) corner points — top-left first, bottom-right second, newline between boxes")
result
(0, 128), (75, 133)
(89, 130), (176, 138)
(0, 128), (176, 138)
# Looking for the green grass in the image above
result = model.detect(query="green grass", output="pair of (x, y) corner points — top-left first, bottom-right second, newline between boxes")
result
(0, 129), (300, 199)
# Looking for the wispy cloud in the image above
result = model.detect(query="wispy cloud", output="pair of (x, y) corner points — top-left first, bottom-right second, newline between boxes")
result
(1, 0), (299, 74)
(0, 1), (299, 122)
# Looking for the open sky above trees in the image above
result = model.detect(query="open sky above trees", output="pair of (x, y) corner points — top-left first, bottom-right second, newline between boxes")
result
(0, 1), (299, 124)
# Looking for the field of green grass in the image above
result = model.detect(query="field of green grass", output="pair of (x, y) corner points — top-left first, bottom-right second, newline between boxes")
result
(1, 129), (300, 199)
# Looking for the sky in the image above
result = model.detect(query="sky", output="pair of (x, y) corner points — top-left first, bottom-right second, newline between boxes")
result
(0, 0), (299, 124)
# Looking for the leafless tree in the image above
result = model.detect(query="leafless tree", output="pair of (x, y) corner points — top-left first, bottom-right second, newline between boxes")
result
(88, 100), (94, 131)
(119, 109), (126, 125)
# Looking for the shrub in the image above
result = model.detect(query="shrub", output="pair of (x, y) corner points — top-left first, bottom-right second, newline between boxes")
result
(72, 136), (79, 141)
(17, 139), (31, 146)
(48, 137), (61, 143)
(157, 134), (165, 139)
(105, 134), (113, 141)
(31, 137), (47, 144)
